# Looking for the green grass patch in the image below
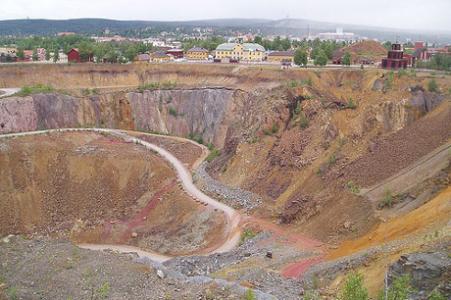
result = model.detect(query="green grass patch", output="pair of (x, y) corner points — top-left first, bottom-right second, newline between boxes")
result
(239, 228), (257, 245)
(138, 81), (177, 92)
(81, 88), (100, 96)
(16, 84), (54, 96)
(346, 180), (360, 194)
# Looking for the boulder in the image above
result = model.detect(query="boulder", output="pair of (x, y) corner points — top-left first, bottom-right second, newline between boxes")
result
(388, 251), (450, 298)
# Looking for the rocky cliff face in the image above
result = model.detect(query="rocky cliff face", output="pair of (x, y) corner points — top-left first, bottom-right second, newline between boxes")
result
(0, 88), (242, 147)
(363, 90), (445, 133)
(128, 89), (235, 147)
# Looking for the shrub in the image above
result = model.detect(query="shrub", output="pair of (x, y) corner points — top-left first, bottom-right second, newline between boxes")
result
(7, 286), (18, 300)
(168, 106), (178, 117)
(82, 88), (100, 96)
(240, 228), (256, 245)
(188, 132), (204, 145)
(384, 71), (395, 90)
(97, 282), (110, 299)
(302, 78), (313, 86)
(380, 275), (413, 300)
(429, 290), (446, 300)
(347, 181), (360, 194)
(380, 189), (393, 208)
(287, 80), (300, 88)
(327, 153), (337, 166)
(339, 272), (369, 300)
(243, 289), (256, 300)
(161, 80), (177, 89)
(299, 112), (309, 129)
(206, 148), (220, 162)
(294, 102), (302, 115)
(397, 69), (407, 78)
(427, 79), (439, 92)
(346, 98), (358, 109)
(82, 88), (91, 96)
(206, 142), (215, 151)
(264, 123), (279, 135)
(139, 81), (177, 92)
(138, 82), (160, 92)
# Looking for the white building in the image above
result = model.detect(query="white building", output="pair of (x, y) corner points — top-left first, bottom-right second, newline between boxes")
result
(317, 28), (357, 42)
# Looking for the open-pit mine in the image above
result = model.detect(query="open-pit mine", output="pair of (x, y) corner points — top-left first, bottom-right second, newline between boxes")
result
(0, 64), (450, 300)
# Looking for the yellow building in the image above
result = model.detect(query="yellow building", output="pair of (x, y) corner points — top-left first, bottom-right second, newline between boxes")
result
(215, 43), (265, 62)
(186, 47), (209, 60)
(267, 50), (295, 64)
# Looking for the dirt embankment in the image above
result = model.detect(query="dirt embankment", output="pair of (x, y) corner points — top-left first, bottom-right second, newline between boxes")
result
(0, 63), (354, 90)
(0, 131), (224, 255)
(340, 101), (451, 187)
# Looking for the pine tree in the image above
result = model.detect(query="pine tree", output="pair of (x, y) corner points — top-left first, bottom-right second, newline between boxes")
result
(342, 52), (352, 66)
(53, 49), (59, 63)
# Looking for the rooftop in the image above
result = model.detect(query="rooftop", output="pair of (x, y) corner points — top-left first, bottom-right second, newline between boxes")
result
(268, 50), (295, 57)
(187, 47), (209, 52)
(216, 43), (265, 52)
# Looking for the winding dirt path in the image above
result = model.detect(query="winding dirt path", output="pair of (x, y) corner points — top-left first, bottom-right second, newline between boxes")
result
(0, 128), (241, 262)
(0, 88), (20, 98)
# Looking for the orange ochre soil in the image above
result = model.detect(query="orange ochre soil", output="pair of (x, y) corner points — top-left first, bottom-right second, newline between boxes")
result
(327, 187), (451, 260)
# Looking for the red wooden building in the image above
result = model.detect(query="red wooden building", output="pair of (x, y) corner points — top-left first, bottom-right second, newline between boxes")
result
(67, 48), (81, 63)
(166, 49), (184, 59)
(381, 43), (408, 69)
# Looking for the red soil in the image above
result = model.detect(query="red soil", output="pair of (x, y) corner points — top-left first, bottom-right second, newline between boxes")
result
(281, 256), (325, 278)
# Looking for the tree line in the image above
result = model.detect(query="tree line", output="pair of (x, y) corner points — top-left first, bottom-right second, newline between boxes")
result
(1, 35), (153, 63)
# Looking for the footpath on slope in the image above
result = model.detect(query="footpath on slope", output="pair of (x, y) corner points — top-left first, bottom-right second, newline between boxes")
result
(0, 128), (241, 262)
(0, 88), (20, 98)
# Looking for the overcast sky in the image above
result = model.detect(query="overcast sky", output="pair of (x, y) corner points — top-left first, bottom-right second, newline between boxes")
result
(1, 0), (450, 31)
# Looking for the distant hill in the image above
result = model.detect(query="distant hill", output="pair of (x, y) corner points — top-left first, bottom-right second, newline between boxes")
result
(0, 18), (450, 43)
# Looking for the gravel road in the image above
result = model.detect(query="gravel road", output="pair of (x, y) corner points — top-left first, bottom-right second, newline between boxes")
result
(0, 128), (242, 262)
